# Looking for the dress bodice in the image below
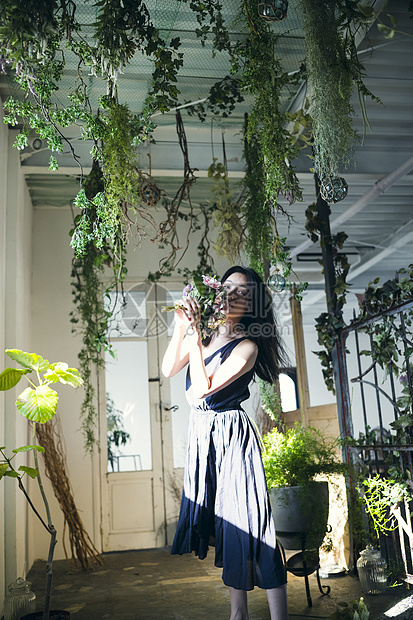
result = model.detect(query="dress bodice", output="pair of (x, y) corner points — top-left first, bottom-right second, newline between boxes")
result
(185, 337), (255, 411)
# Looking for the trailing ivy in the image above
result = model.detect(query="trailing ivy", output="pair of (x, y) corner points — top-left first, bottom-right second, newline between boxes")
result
(207, 158), (245, 265)
(0, 0), (188, 451)
(70, 235), (127, 452)
(305, 201), (351, 393)
(182, 0), (306, 284)
(300, 0), (380, 179)
(354, 267), (413, 428)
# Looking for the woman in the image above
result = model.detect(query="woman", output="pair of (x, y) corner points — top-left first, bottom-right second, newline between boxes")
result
(162, 266), (288, 620)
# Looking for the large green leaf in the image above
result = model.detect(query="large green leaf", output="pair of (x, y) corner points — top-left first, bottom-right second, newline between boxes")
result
(16, 385), (58, 423)
(0, 463), (9, 480)
(43, 363), (83, 387)
(18, 466), (39, 479)
(0, 367), (30, 391)
(3, 470), (19, 478)
(6, 350), (50, 373)
(12, 444), (45, 454)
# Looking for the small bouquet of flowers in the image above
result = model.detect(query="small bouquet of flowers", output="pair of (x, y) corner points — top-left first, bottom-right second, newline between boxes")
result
(162, 275), (228, 339)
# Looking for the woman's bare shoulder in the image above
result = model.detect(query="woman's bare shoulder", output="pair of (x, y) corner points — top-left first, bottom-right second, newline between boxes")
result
(233, 338), (258, 358)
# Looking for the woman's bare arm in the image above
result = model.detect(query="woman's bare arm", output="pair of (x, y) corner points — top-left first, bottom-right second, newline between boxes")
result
(161, 309), (191, 377)
(189, 339), (258, 399)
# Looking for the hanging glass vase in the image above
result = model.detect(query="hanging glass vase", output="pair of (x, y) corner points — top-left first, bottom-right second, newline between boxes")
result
(356, 545), (388, 594)
(258, 0), (288, 22)
(320, 175), (348, 203)
(3, 577), (36, 620)
(267, 273), (286, 292)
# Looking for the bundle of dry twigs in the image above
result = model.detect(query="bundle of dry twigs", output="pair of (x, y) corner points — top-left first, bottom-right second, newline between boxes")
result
(36, 418), (103, 571)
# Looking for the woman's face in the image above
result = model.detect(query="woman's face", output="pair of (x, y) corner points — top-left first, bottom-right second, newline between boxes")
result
(222, 272), (252, 320)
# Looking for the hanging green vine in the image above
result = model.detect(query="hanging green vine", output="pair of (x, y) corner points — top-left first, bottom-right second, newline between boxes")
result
(233, 0), (304, 208)
(241, 115), (269, 276)
(180, 0), (306, 283)
(300, 0), (380, 179)
(70, 200), (128, 452)
(305, 201), (350, 393)
(207, 158), (245, 265)
(1, 0), (187, 451)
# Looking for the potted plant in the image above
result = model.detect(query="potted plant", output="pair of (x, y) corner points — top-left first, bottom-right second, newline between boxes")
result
(0, 349), (83, 620)
(330, 597), (369, 620)
(262, 422), (347, 551)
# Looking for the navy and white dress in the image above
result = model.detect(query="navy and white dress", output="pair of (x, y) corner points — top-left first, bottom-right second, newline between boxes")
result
(171, 338), (286, 591)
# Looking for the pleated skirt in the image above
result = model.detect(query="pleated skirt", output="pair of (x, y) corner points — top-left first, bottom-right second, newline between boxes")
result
(171, 407), (287, 591)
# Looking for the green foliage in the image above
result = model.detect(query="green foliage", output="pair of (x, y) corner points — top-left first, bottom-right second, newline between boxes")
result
(301, 0), (379, 178)
(262, 422), (345, 489)
(207, 159), (245, 264)
(235, 0), (303, 208)
(313, 312), (346, 394)
(305, 202), (351, 393)
(70, 226), (127, 451)
(360, 475), (411, 540)
(186, 0), (306, 283)
(187, 76), (245, 121)
(0, 349), (82, 478)
(0, 367), (30, 390)
(183, 0), (230, 53)
(242, 121), (271, 275)
(5, 349), (50, 372)
(330, 597), (369, 620)
(354, 267), (413, 421)
(1, 350), (82, 424)
(107, 393), (130, 470)
(16, 385), (59, 423)
(259, 379), (283, 426)
(1, 0), (182, 262)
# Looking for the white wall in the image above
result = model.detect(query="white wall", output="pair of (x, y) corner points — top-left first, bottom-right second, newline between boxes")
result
(1, 108), (33, 605)
(0, 92), (7, 612)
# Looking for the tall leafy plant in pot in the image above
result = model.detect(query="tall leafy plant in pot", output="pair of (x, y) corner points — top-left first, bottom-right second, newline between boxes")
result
(262, 423), (347, 550)
(0, 350), (83, 620)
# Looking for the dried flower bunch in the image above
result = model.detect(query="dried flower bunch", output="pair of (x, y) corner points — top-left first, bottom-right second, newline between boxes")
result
(162, 275), (228, 340)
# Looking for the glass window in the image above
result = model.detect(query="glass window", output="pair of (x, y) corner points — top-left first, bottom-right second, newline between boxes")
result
(106, 290), (147, 338)
(105, 341), (152, 472)
(279, 372), (298, 412)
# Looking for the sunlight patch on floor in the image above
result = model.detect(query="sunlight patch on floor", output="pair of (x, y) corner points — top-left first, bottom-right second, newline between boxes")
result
(384, 594), (413, 617)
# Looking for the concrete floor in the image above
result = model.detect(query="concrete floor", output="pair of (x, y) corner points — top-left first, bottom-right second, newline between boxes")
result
(25, 548), (413, 620)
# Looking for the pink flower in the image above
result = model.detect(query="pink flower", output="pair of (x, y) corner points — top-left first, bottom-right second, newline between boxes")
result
(202, 275), (221, 290)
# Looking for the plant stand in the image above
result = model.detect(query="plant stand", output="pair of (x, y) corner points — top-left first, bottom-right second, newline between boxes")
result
(279, 542), (330, 607)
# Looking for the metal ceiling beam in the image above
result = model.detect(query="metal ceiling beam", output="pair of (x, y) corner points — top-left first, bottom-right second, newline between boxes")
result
(21, 166), (246, 178)
(290, 154), (413, 259)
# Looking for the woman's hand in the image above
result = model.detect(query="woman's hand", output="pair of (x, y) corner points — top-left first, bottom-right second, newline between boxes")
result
(179, 296), (202, 338)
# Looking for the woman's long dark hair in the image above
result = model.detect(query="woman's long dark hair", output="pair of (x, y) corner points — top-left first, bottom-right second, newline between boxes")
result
(208, 266), (287, 383)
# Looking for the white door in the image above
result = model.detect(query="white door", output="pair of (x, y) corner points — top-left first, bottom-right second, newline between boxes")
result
(100, 281), (188, 551)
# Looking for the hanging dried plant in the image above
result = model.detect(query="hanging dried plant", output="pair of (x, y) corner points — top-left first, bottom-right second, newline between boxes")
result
(300, 0), (380, 179)
(207, 158), (245, 265)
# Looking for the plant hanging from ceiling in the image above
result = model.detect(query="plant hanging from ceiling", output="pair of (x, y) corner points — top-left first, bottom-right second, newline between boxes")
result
(234, 7), (303, 208)
(1, 0), (187, 452)
(187, 0), (307, 293)
(300, 0), (380, 186)
(207, 155), (246, 266)
(137, 107), (219, 282)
